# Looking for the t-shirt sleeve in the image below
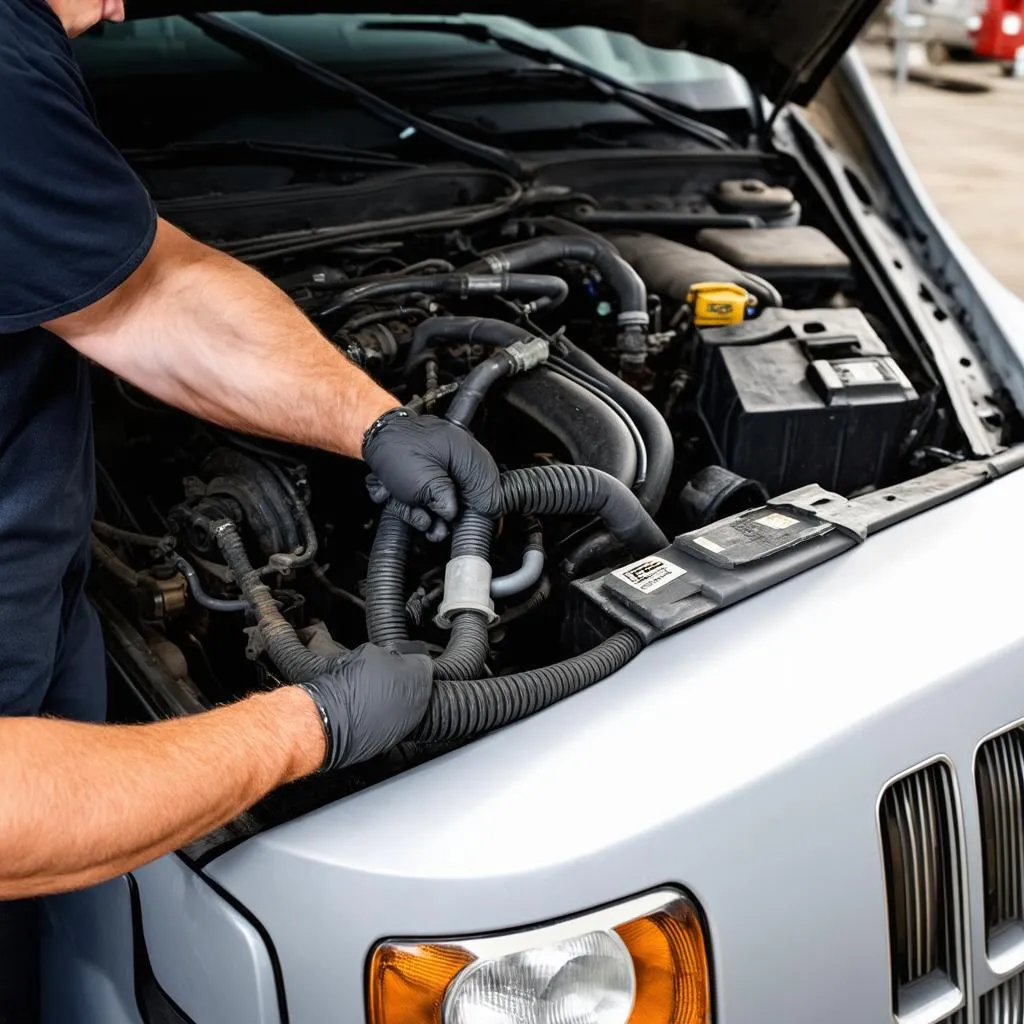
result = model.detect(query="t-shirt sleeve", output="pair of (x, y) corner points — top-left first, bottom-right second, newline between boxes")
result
(0, 0), (157, 335)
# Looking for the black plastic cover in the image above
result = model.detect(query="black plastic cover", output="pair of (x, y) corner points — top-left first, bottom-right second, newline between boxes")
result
(698, 307), (919, 495)
(696, 226), (853, 284)
(568, 498), (859, 649)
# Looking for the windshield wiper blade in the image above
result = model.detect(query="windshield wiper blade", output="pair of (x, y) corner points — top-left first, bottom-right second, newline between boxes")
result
(185, 13), (524, 179)
(124, 139), (423, 171)
(362, 20), (737, 152)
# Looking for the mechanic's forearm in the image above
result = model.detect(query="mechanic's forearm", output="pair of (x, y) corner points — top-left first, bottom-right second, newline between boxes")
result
(0, 687), (324, 899)
(47, 218), (398, 458)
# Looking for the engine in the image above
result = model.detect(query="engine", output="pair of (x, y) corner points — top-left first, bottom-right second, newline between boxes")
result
(89, 180), (955, 793)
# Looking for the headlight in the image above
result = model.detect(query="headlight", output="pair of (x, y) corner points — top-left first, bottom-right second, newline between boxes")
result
(1003, 12), (1022, 34)
(367, 889), (710, 1024)
(966, 14), (983, 31)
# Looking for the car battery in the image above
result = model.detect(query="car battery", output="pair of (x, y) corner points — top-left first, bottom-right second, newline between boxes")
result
(697, 307), (919, 496)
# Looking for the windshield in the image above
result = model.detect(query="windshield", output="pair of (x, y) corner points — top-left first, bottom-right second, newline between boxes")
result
(73, 12), (751, 111)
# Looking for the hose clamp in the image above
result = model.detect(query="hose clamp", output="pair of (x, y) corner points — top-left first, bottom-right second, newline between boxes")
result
(616, 310), (650, 329)
(483, 253), (511, 274)
(505, 338), (550, 374)
(435, 555), (498, 628)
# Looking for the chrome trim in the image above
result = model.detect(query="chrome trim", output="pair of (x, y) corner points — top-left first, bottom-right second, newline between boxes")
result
(879, 756), (972, 1024)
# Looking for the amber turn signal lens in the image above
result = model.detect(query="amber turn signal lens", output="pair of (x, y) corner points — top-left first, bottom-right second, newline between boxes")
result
(616, 898), (711, 1024)
(367, 942), (474, 1024)
(367, 890), (710, 1024)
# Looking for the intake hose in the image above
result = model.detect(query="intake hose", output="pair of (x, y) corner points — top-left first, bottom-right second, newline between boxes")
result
(433, 510), (494, 681)
(365, 508), (413, 649)
(500, 464), (668, 553)
(316, 272), (569, 325)
(556, 339), (674, 514)
(416, 629), (644, 742)
(501, 369), (639, 488)
(461, 236), (650, 372)
(212, 519), (334, 682)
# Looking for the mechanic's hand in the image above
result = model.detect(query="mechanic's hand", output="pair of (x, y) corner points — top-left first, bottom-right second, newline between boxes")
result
(362, 408), (502, 540)
(296, 644), (433, 770)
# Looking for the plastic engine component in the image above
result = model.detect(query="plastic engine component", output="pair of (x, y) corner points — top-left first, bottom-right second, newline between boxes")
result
(712, 179), (800, 224)
(567, 486), (862, 651)
(697, 307), (919, 495)
(695, 225), (852, 284)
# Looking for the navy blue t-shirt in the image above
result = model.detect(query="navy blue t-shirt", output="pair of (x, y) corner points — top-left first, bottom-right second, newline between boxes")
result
(0, 0), (156, 715)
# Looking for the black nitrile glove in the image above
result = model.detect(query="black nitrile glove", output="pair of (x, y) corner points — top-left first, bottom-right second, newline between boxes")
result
(296, 643), (433, 770)
(362, 409), (502, 540)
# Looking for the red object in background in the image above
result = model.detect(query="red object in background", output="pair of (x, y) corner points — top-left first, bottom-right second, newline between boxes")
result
(975, 0), (1024, 60)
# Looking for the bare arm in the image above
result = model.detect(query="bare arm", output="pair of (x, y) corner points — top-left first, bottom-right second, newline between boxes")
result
(0, 687), (324, 900)
(44, 217), (398, 458)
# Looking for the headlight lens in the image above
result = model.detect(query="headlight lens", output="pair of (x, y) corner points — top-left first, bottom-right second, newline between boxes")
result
(1003, 12), (1022, 34)
(367, 890), (710, 1024)
(446, 930), (634, 1024)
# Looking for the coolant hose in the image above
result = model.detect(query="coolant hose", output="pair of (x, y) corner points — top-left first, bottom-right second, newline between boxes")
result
(491, 548), (544, 599)
(445, 349), (517, 430)
(417, 629), (644, 742)
(317, 272), (569, 324)
(365, 508), (413, 649)
(461, 237), (648, 331)
(174, 556), (247, 613)
(500, 464), (668, 553)
(406, 315), (538, 368)
(213, 519), (334, 683)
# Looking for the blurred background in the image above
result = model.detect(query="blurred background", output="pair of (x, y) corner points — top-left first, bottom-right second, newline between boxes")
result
(864, 2), (1024, 295)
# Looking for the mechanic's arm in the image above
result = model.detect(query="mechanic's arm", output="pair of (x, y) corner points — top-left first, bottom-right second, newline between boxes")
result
(44, 218), (501, 532)
(0, 645), (431, 900)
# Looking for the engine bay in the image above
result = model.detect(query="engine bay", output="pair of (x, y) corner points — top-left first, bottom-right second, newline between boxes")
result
(90, 160), (1015, 829)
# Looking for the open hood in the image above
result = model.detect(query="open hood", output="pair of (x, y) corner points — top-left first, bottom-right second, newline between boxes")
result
(140, 0), (882, 106)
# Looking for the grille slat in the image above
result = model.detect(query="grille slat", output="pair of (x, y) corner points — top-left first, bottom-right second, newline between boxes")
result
(976, 729), (1024, 969)
(980, 974), (1024, 1023)
(880, 762), (967, 1024)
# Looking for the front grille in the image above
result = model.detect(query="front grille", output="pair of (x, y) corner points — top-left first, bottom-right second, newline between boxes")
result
(880, 761), (968, 1024)
(980, 974), (1024, 1023)
(977, 728), (1024, 968)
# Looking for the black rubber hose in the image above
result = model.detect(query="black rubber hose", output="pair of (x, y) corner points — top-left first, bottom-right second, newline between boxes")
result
(557, 339), (674, 514)
(213, 519), (334, 682)
(433, 611), (491, 681)
(434, 510), (494, 681)
(365, 508), (412, 649)
(316, 273), (569, 324)
(503, 368), (639, 488)
(461, 237), (648, 326)
(446, 349), (516, 430)
(406, 316), (537, 369)
(417, 629), (644, 742)
(500, 464), (668, 554)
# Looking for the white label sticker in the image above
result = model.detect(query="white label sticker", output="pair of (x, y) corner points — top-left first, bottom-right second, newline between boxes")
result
(611, 557), (687, 594)
(756, 512), (800, 531)
(694, 536), (725, 554)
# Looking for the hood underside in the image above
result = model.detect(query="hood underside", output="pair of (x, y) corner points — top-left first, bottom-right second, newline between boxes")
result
(136, 0), (882, 105)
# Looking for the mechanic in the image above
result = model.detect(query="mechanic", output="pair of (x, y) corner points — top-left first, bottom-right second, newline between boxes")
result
(0, 0), (503, 1018)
